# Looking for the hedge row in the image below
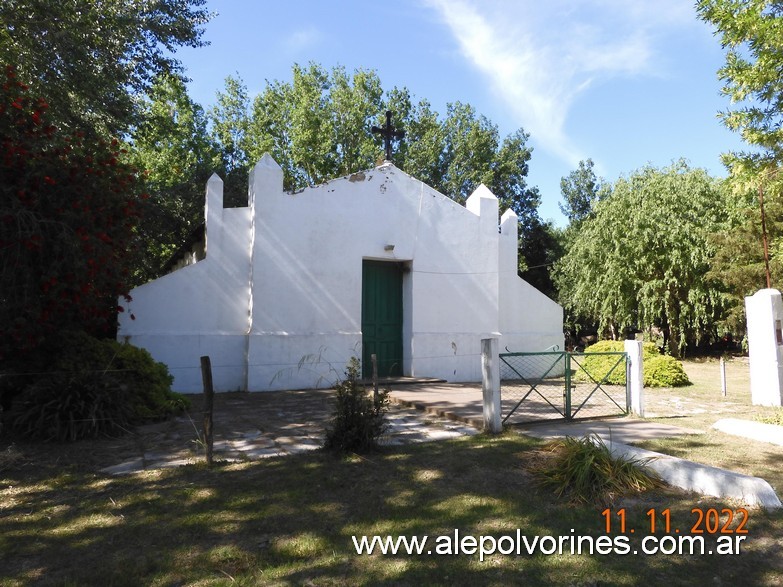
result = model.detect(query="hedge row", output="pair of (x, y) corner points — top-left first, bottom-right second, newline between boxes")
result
(573, 340), (690, 387)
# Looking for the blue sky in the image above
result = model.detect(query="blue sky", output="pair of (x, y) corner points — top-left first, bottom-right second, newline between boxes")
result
(174, 0), (744, 225)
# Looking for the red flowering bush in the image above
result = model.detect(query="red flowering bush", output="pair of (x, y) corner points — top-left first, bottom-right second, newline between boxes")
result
(0, 65), (142, 359)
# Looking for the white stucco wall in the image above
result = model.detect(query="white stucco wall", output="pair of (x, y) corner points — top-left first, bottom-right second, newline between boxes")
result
(118, 174), (253, 391)
(118, 154), (564, 392)
(498, 209), (564, 353)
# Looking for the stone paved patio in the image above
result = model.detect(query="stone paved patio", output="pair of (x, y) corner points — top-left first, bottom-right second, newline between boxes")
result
(101, 389), (479, 474)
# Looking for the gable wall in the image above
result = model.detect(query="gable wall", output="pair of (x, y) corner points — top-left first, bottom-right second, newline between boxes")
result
(118, 174), (253, 390)
(118, 155), (563, 392)
(247, 157), (501, 390)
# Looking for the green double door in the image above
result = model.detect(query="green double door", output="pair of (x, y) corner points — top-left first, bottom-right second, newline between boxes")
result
(362, 260), (403, 378)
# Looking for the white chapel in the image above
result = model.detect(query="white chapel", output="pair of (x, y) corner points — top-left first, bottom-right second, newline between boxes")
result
(117, 154), (563, 392)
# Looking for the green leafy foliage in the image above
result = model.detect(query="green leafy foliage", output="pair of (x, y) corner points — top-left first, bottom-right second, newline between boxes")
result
(554, 162), (727, 357)
(9, 372), (134, 442)
(643, 355), (691, 387)
(697, 0), (783, 173)
(757, 409), (783, 426)
(530, 434), (664, 507)
(0, 0), (210, 135)
(204, 63), (558, 296)
(47, 331), (185, 421)
(559, 158), (603, 225)
(323, 358), (389, 453)
(4, 331), (187, 441)
(217, 64), (541, 208)
(698, 1), (783, 326)
(111, 341), (187, 420)
(130, 74), (223, 283)
(706, 181), (783, 333)
(0, 67), (142, 356)
(574, 341), (690, 387)
(572, 341), (637, 385)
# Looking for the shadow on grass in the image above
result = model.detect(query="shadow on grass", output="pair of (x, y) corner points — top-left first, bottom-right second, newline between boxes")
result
(2, 434), (782, 586)
(633, 438), (712, 459)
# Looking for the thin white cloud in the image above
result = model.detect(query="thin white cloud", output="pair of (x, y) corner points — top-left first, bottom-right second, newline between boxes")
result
(284, 26), (323, 53)
(424, 0), (697, 165)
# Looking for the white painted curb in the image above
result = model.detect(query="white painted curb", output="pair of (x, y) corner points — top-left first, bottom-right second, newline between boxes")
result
(607, 441), (782, 510)
(712, 418), (783, 447)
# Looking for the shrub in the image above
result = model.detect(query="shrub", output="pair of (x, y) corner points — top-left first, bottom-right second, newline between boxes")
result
(0, 67), (142, 358)
(574, 340), (690, 387)
(4, 331), (187, 441)
(10, 372), (134, 441)
(324, 357), (389, 453)
(530, 434), (664, 507)
(111, 340), (188, 420)
(643, 355), (690, 387)
(573, 341), (628, 385)
(581, 340), (660, 358)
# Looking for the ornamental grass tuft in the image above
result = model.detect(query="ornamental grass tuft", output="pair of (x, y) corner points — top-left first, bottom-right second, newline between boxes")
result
(529, 434), (664, 507)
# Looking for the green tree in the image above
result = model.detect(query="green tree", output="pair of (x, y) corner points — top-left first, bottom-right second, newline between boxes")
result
(554, 162), (726, 357)
(698, 0), (783, 326)
(209, 63), (554, 294)
(209, 75), (252, 205)
(519, 217), (563, 298)
(0, 0), (211, 136)
(392, 93), (447, 190)
(559, 159), (602, 225)
(329, 66), (385, 175)
(697, 0), (783, 176)
(221, 63), (542, 209)
(130, 73), (221, 283)
(707, 181), (783, 331)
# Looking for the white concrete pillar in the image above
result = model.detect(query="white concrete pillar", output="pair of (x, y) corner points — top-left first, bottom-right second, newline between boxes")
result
(745, 289), (783, 406)
(624, 340), (645, 417)
(204, 173), (224, 256)
(481, 337), (502, 434)
(466, 184), (499, 235)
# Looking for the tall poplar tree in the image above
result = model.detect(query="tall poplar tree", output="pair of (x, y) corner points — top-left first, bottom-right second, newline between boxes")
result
(206, 63), (557, 295)
(559, 159), (602, 225)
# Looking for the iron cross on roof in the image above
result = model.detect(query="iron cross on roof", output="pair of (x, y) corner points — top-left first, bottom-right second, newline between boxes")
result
(372, 110), (405, 162)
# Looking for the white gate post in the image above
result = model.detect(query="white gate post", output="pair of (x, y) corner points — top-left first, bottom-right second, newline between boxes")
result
(624, 340), (645, 417)
(745, 289), (783, 406)
(481, 338), (502, 434)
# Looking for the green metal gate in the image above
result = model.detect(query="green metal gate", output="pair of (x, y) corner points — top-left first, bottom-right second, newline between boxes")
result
(499, 350), (629, 424)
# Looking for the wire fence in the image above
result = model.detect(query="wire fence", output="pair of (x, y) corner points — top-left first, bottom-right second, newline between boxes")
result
(499, 351), (629, 424)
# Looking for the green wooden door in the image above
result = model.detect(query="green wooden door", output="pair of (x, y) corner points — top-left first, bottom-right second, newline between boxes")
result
(362, 260), (403, 378)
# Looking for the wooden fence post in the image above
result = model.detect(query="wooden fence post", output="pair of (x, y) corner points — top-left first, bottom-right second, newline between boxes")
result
(371, 353), (379, 404)
(200, 355), (214, 465)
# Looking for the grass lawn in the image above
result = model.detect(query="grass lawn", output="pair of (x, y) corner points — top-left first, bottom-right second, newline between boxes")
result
(1, 357), (782, 586)
(639, 357), (783, 494)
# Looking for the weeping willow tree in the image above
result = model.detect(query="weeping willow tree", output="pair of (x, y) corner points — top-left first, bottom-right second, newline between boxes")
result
(554, 161), (727, 357)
